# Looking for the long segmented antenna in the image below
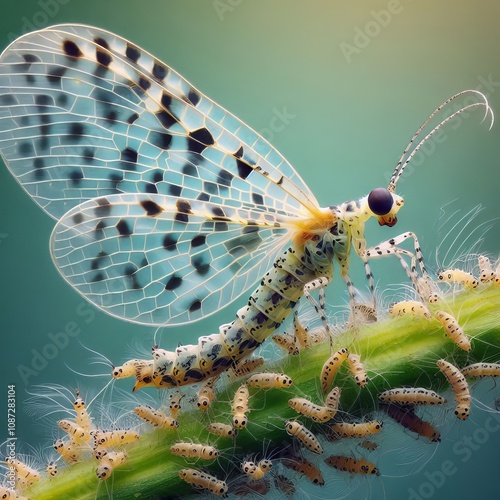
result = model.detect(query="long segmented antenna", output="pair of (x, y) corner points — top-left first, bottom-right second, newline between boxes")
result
(388, 90), (494, 191)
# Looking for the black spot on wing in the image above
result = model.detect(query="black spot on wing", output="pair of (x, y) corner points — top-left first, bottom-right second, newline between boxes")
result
(234, 146), (244, 158)
(150, 131), (172, 150)
(121, 147), (138, 169)
(189, 299), (202, 313)
(0, 95), (16, 105)
(47, 66), (67, 85)
(35, 94), (53, 106)
(191, 235), (206, 248)
(152, 63), (168, 80)
(138, 77), (151, 91)
(217, 170), (233, 187)
(152, 170), (163, 183)
(175, 200), (192, 223)
(91, 250), (108, 270)
(72, 213), (84, 225)
(126, 44), (141, 62)
(191, 256), (210, 275)
(236, 159), (252, 180)
(163, 234), (178, 251)
(168, 184), (182, 197)
(18, 142), (34, 155)
(187, 89), (200, 106)
(116, 219), (132, 236)
(69, 170), (83, 185)
(83, 147), (95, 163)
(96, 48), (112, 67)
(187, 128), (215, 154)
(165, 275), (182, 290)
(252, 193), (264, 205)
(197, 192), (210, 202)
(33, 158), (45, 178)
(140, 199), (163, 217)
(156, 110), (177, 129)
(182, 164), (197, 177)
(94, 37), (109, 49)
(63, 39), (83, 58)
(124, 265), (141, 289)
(127, 113), (139, 124)
(211, 206), (230, 221)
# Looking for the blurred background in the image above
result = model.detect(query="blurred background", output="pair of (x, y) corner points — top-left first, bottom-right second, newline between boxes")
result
(0, 1), (499, 498)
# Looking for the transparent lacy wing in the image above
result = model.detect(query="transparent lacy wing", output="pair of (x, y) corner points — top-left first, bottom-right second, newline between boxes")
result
(0, 25), (321, 325)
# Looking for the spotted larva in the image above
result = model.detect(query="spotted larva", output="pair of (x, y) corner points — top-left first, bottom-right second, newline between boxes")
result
(461, 362), (500, 378)
(437, 359), (471, 420)
(57, 419), (91, 444)
(329, 420), (383, 439)
(284, 420), (323, 455)
(196, 378), (217, 410)
(388, 300), (431, 319)
(324, 386), (342, 412)
(178, 468), (228, 496)
(92, 429), (140, 448)
(324, 455), (380, 476)
(206, 422), (238, 438)
(242, 459), (272, 480)
(435, 310), (471, 352)
(288, 398), (336, 423)
(383, 403), (441, 442)
(95, 451), (128, 481)
(133, 405), (179, 429)
(346, 353), (369, 387)
(437, 269), (479, 288)
(233, 383), (250, 430)
(478, 255), (495, 283)
(170, 443), (219, 460)
(320, 348), (349, 392)
(378, 388), (446, 406)
(247, 372), (293, 389)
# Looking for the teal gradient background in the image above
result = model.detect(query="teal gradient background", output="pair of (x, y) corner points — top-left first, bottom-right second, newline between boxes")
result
(0, 1), (499, 498)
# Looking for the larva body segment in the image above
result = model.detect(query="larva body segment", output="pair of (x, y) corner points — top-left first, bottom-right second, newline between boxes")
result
(461, 362), (500, 378)
(346, 353), (369, 387)
(388, 300), (431, 319)
(4, 458), (41, 489)
(247, 372), (293, 389)
(437, 269), (479, 288)
(57, 419), (91, 444)
(53, 438), (82, 463)
(242, 459), (272, 480)
(378, 388), (446, 406)
(324, 455), (380, 476)
(206, 422), (238, 438)
(170, 443), (219, 460)
(196, 378), (217, 410)
(288, 397), (336, 423)
(168, 391), (185, 418)
(73, 390), (91, 432)
(437, 359), (471, 420)
(178, 468), (228, 496)
(134, 405), (179, 428)
(96, 451), (128, 480)
(231, 357), (265, 377)
(233, 383), (250, 429)
(272, 333), (298, 355)
(325, 386), (341, 411)
(320, 348), (349, 392)
(478, 255), (495, 283)
(435, 310), (471, 352)
(281, 452), (325, 485)
(92, 429), (140, 448)
(284, 420), (323, 455)
(329, 420), (383, 439)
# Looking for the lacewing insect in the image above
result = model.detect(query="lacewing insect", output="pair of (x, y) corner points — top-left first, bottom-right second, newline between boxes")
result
(0, 25), (493, 390)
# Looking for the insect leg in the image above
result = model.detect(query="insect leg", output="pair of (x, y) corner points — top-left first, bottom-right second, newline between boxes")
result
(303, 277), (333, 346)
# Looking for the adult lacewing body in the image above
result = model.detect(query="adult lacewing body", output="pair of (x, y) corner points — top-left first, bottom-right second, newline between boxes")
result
(0, 25), (492, 387)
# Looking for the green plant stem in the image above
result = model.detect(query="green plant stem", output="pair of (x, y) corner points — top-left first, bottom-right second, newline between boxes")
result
(28, 286), (500, 499)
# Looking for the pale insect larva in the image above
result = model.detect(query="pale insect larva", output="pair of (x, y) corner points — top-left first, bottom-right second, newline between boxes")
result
(288, 398), (336, 423)
(292, 311), (329, 350)
(359, 440), (378, 451)
(272, 333), (298, 355)
(46, 461), (58, 477)
(329, 420), (383, 440)
(383, 403), (441, 442)
(4, 457), (42, 488)
(196, 378), (217, 410)
(242, 459), (272, 480)
(478, 255), (495, 283)
(73, 389), (91, 432)
(281, 452), (325, 486)
(284, 420), (323, 455)
(233, 383), (250, 429)
(437, 359), (471, 420)
(416, 276), (440, 304)
(206, 422), (238, 438)
(92, 429), (140, 448)
(435, 310), (471, 352)
(133, 405), (179, 429)
(461, 362), (500, 378)
(96, 451), (128, 481)
(57, 419), (91, 444)
(320, 348), (349, 392)
(231, 356), (265, 377)
(247, 372), (294, 389)
(388, 300), (431, 319)
(324, 455), (380, 476)
(325, 386), (342, 411)
(378, 387), (446, 406)
(178, 468), (228, 497)
(0, 26), (492, 390)
(437, 269), (479, 288)
(170, 443), (219, 460)
(346, 353), (369, 387)
(169, 391), (185, 418)
(53, 438), (82, 463)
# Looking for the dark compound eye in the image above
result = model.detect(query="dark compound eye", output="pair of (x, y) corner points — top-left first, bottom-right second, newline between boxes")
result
(368, 188), (394, 216)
